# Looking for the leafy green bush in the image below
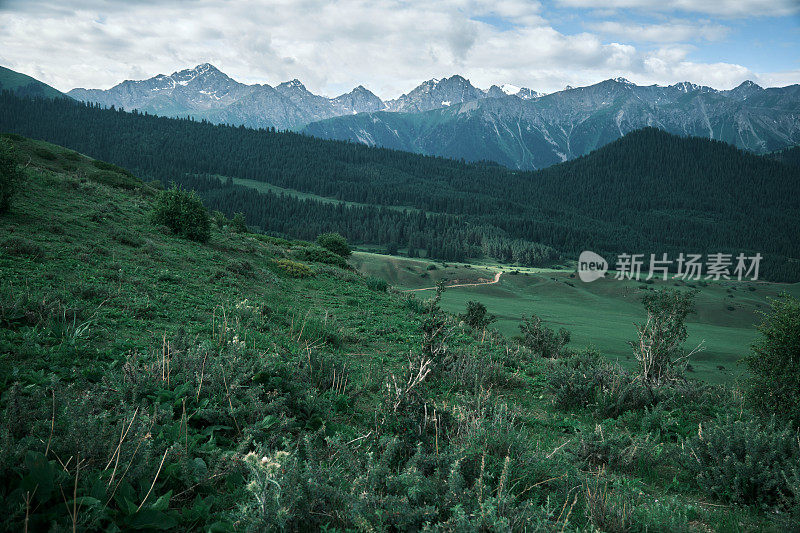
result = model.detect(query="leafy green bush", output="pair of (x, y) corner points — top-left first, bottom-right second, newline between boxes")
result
(150, 186), (211, 242)
(547, 350), (612, 411)
(0, 139), (19, 214)
(272, 258), (313, 278)
(231, 212), (248, 233)
(684, 414), (800, 509)
(518, 314), (570, 358)
(110, 227), (144, 247)
(293, 246), (349, 269)
(365, 276), (388, 292)
(90, 170), (141, 190)
(316, 232), (351, 257)
(2, 237), (44, 259)
(572, 425), (666, 476)
(744, 295), (800, 425)
(460, 300), (496, 330)
(33, 147), (58, 160)
(547, 350), (663, 418)
(91, 159), (134, 176)
(240, 434), (577, 531)
(630, 289), (699, 385)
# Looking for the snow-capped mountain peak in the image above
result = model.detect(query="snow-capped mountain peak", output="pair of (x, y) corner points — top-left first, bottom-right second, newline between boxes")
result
(500, 83), (520, 95)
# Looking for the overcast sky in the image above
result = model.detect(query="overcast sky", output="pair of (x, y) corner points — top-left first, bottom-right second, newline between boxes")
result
(1, 0), (798, 99)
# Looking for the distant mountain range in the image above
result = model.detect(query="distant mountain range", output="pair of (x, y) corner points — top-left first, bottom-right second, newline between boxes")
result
(65, 64), (543, 130)
(304, 78), (800, 169)
(6, 63), (799, 169)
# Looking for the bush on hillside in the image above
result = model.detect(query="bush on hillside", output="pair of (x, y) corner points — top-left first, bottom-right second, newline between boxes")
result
(151, 186), (211, 243)
(365, 276), (388, 292)
(684, 414), (800, 509)
(316, 232), (351, 257)
(231, 212), (248, 233)
(518, 313), (570, 358)
(272, 258), (313, 278)
(630, 289), (700, 386)
(460, 300), (496, 330)
(91, 159), (134, 177)
(293, 246), (348, 269)
(0, 139), (19, 215)
(90, 170), (141, 190)
(744, 294), (800, 425)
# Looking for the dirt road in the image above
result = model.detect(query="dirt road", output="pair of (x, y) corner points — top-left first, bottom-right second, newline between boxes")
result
(403, 270), (503, 292)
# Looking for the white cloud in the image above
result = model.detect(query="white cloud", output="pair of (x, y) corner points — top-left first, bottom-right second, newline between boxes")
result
(588, 20), (730, 43)
(0, 0), (796, 99)
(556, 0), (800, 18)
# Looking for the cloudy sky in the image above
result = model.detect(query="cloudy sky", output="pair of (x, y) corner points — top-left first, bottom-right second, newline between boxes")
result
(1, 0), (798, 98)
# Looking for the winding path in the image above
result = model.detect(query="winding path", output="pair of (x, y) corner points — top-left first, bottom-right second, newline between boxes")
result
(403, 270), (503, 292)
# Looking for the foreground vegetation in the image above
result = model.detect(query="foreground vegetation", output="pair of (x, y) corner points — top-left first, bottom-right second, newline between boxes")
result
(1, 135), (799, 531)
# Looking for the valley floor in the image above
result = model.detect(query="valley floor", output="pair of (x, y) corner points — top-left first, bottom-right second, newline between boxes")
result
(350, 251), (800, 384)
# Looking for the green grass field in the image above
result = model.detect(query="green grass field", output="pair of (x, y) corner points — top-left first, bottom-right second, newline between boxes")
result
(351, 251), (800, 383)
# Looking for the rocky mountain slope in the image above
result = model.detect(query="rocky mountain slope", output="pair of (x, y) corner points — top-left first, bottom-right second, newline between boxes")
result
(305, 78), (800, 169)
(63, 64), (800, 169)
(67, 63), (384, 130)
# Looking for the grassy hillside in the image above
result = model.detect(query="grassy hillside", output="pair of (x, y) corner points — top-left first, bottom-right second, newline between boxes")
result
(1, 135), (798, 531)
(350, 252), (800, 384)
(0, 66), (66, 99)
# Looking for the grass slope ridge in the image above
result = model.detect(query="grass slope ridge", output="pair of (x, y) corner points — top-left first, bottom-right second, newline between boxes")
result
(0, 66), (66, 100)
(1, 135), (797, 530)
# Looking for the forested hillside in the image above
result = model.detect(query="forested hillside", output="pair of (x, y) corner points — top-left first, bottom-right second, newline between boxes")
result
(0, 66), (66, 100)
(1, 91), (799, 280)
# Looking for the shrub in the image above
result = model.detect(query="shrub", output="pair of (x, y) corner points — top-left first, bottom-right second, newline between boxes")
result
(518, 314), (570, 358)
(34, 147), (58, 160)
(110, 227), (144, 247)
(2, 237), (44, 259)
(630, 289), (700, 386)
(316, 232), (351, 257)
(227, 259), (255, 277)
(547, 351), (662, 418)
(90, 170), (141, 190)
(743, 295), (800, 425)
(211, 209), (227, 229)
(91, 159), (134, 176)
(0, 138), (19, 214)
(365, 276), (388, 292)
(684, 414), (800, 509)
(272, 259), (313, 278)
(150, 186), (211, 243)
(293, 246), (349, 269)
(231, 212), (248, 233)
(240, 434), (575, 532)
(460, 300), (496, 330)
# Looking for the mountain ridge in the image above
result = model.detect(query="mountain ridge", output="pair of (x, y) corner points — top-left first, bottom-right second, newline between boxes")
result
(31, 63), (800, 169)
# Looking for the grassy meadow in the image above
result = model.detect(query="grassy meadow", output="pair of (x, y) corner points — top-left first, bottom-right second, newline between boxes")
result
(351, 251), (800, 383)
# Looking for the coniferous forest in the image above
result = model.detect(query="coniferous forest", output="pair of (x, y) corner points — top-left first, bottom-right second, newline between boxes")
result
(1, 91), (799, 280)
